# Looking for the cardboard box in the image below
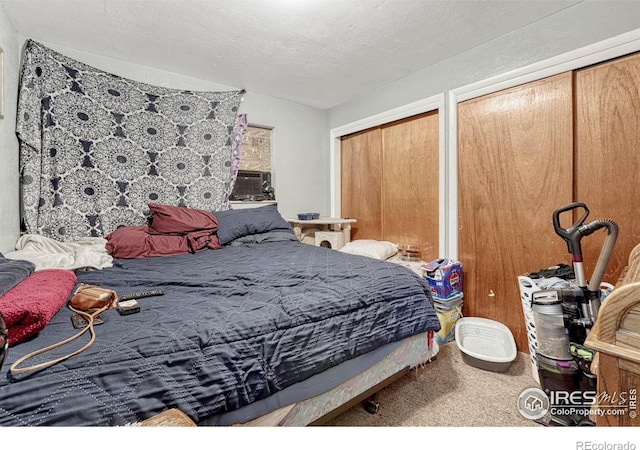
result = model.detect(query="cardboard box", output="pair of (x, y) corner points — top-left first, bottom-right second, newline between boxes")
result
(422, 258), (463, 299)
(433, 292), (464, 312)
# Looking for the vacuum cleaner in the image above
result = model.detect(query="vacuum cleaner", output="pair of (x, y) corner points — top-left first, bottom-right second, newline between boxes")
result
(531, 202), (618, 426)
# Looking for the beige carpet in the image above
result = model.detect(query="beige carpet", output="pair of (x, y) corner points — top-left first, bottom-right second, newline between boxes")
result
(324, 341), (543, 427)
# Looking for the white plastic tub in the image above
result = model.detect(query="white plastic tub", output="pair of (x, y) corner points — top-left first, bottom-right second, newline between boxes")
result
(455, 317), (517, 373)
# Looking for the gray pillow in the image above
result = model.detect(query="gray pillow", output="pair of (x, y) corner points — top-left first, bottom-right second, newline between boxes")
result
(0, 256), (36, 297)
(214, 204), (293, 245)
(228, 230), (298, 246)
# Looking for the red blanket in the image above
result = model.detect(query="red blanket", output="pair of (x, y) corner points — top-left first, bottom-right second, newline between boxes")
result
(0, 269), (77, 346)
(105, 204), (222, 259)
(105, 226), (222, 259)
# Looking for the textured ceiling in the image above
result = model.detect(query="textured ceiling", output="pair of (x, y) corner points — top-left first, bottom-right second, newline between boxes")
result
(1, 0), (582, 109)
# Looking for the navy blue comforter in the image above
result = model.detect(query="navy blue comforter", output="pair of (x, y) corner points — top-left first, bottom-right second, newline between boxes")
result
(0, 240), (439, 426)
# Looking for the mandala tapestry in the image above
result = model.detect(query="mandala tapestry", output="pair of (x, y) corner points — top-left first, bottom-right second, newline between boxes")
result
(16, 39), (244, 242)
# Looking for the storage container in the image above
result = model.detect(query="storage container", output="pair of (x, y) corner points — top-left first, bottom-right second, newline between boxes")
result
(297, 212), (319, 220)
(455, 317), (517, 373)
(518, 276), (541, 382)
(433, 292), (464, 312)
(422, 258), (463, 299)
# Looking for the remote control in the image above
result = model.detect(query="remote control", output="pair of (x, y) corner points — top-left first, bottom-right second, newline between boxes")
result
(120, 290), (164, 301)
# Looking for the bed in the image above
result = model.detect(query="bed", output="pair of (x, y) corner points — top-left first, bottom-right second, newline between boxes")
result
(0, 204), (440, 426)
(0, 40), (441, 426)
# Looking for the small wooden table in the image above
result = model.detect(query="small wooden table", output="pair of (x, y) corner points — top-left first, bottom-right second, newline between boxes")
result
(287, 218), (357, 245)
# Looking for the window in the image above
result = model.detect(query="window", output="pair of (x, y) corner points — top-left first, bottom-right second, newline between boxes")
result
(239, 125), (272, 172)
(230, 124), (274, 201)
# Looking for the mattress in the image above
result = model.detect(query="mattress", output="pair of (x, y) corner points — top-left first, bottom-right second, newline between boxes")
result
(0, 240), (440, 426)
(233, 331), (438, 426)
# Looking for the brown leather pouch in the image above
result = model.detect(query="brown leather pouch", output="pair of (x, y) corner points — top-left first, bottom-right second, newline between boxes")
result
(69, 284), (118, 312)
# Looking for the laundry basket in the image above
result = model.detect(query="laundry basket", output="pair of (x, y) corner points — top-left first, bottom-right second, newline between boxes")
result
(518, 276), (541, 383)
(455, 317), (517, 373)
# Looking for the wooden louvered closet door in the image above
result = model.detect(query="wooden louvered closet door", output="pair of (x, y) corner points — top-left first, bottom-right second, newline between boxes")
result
(457, 73), (574, 352)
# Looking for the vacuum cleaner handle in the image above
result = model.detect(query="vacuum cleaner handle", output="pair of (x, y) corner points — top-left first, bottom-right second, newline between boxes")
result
(552, 202), (590, 259)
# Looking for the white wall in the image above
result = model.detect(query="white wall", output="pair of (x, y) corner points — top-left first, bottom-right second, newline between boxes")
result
(328, 1), (640, 128)
(238, 92), (329, 219)
(0, 3), (20, 253)
(0, 27), (329, 252)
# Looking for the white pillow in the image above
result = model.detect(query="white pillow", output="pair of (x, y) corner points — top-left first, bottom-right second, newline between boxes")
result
(339, 239), (398, 260)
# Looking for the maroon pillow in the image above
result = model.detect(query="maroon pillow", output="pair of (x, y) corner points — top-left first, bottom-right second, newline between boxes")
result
(105, 226), (152, 259)
(105, 226), (198, 259)
(149, 203), (218, 234)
